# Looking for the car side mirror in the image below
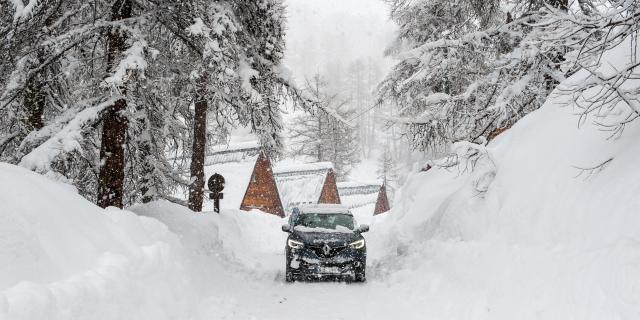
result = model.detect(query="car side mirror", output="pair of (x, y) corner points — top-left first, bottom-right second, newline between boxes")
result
(281, 224), (291, 233)
(357, 224), (370, 233)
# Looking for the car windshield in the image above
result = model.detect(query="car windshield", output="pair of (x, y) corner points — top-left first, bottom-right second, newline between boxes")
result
(294, 213), (354, 231)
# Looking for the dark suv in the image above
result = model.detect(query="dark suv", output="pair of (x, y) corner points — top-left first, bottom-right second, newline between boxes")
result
(281, 205), (369, 282)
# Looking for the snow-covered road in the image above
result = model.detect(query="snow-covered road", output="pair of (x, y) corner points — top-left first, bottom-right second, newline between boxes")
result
(132, 202), (421, 320)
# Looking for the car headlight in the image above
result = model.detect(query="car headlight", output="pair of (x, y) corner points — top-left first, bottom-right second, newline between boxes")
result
(287, 239), (304, 249)
(349, 239), (365, 249)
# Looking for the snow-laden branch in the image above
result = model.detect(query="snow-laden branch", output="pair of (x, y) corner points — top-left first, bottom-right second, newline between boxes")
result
(275, 65), (355, 128)
(19, 97), (121, 172)
(9, 0), (38, 22)
(433, 140), (497, 194)
(238, 57), (262, 103)
(104, 40), (149, 88)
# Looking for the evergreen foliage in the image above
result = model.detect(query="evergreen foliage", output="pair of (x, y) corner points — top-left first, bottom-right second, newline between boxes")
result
(379, 0), (640, 152)
(0, 0), (315, 207)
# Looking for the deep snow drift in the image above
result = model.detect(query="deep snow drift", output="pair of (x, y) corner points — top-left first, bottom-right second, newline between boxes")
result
(2, 39), (640, 319)
(0, 164), (192, 320)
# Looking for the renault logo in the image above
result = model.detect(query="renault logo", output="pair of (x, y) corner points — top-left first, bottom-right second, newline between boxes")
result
(322, 244), (331, 255)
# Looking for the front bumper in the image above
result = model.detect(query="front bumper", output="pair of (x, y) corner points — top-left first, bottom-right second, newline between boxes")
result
(287, 247), (366, 278)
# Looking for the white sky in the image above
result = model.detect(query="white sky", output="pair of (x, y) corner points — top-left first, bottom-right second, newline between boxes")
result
(283, 0), (397, 83)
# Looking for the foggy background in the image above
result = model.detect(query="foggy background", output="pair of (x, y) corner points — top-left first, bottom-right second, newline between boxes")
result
(284, 0), (397, 82)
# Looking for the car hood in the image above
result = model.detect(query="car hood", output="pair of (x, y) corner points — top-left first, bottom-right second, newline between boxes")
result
(292, 230), (360, 246)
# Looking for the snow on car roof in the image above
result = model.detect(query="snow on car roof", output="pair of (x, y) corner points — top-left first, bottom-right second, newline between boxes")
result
(297, 204), (352, 215)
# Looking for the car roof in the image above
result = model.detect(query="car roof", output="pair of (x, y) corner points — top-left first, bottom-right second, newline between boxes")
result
(295, 204), (352, 215)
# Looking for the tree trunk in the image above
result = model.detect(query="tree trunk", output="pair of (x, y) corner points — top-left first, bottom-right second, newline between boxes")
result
(97, 0), (132, 209)
(23, 6), (63, 134)
(187, 89), (208, 212)
(139, 116), (155, 204)
(543, 0), (568, 92)
(23, 75), (46, 131)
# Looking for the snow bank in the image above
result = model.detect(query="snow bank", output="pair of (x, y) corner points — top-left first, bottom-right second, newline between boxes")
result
(0, 163), (193, 320)
(0, 162), (294, 319)
(130, 201), (287, 274)
(371, 38), (640, 318)
(0, 163), (293, 320)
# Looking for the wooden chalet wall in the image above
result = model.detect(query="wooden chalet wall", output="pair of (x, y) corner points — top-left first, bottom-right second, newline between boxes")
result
(318, 169), (341, 204)
(373, 183), (391, 215)
(240, 151), (285, 217)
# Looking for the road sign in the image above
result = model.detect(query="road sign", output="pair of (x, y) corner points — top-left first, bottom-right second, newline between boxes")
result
(208, 173), (225, 193)
(208, 173), (225, 213)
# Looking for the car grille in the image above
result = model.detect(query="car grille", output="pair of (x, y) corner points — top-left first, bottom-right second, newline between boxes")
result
(307, 243), (347, 258)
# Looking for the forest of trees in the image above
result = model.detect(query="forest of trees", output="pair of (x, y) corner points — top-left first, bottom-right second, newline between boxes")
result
(0, 0), (325, 211)
(379, 0), (640, 152)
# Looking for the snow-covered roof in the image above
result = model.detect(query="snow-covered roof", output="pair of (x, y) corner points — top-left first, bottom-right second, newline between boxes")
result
(273, 162), (333, 176)
(206, 141), (261, 165)
(273, 162), (333, 213)
(168, 141), (261, 167)
(209, 140), (260, 153)
(298, 204), (351, 215)
(340, 192), (379, 210)
(338, 181), (381, 210)
(337, 181), (381, 196)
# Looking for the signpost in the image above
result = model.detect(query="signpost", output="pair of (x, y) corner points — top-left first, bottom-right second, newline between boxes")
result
(208, 173), (225, 213)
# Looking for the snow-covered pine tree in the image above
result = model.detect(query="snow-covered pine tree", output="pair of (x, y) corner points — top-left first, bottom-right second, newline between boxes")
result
(378, 0), (571, 152)
(377, 147), (399, 202)
(288, 73), (360, 179)
(342, 58), (383, 158)
(327, 100), (360, 180)
(381, 0), (640, 154)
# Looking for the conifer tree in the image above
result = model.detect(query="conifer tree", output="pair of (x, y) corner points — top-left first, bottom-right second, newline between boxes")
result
(288, 73), (360, 179)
